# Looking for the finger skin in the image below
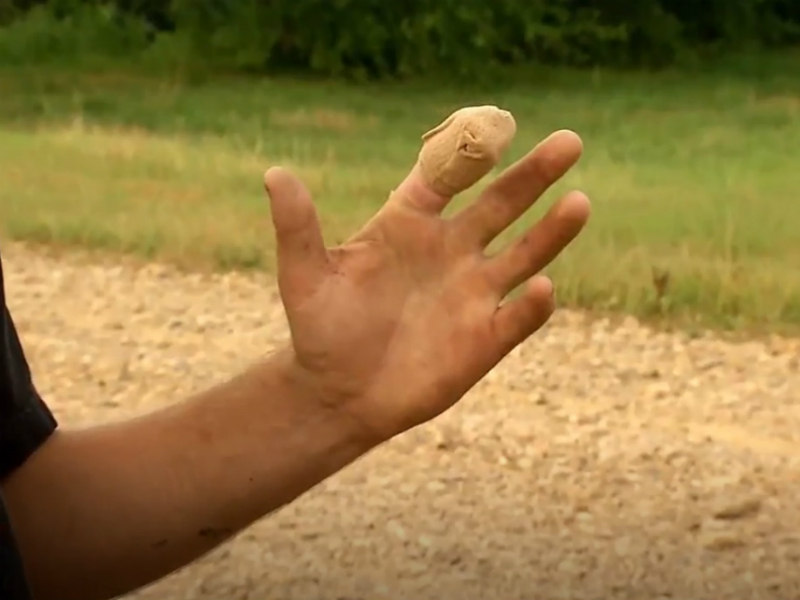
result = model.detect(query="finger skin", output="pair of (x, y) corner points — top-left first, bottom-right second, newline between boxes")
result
(452, 130), (584, 248)
(264, 167), (329, 302)
(389, 163), (453, 215)
(483, 190), (591, 298)
(491, 275), (556, 356)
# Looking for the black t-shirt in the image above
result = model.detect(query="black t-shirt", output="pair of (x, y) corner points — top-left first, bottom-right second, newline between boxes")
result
(0, 246), (59, 599)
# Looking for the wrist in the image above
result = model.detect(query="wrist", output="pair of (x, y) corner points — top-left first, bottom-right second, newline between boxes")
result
(252, 344), (384, 467)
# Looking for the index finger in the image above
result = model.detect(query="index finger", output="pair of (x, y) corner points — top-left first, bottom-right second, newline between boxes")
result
(387, 105), (518, 215)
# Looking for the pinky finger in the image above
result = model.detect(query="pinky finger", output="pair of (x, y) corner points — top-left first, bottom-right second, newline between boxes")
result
(491, 275), (556, 357)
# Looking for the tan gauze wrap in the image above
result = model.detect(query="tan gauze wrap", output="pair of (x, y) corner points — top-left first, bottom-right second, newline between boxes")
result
(416, 105), (517, 197)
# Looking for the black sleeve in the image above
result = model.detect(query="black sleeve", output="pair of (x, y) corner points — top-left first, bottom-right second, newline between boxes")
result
(0, 493), (35, 600)
(0, 306), (58, 477)
(0, 252), (58, 600)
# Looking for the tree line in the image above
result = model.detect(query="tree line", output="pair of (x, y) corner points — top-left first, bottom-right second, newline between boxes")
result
(1, 0), (798, 78)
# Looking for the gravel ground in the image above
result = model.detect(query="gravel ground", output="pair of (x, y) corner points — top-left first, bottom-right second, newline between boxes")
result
(4, 241), (800, 600)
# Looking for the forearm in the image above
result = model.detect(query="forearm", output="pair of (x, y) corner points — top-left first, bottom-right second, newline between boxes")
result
(0, 347), (378, 600)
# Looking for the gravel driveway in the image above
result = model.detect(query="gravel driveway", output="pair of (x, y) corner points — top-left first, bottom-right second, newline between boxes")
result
(4, 242), (800, 600)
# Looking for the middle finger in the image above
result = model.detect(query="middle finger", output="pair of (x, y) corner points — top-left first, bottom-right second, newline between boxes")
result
(451, 129), (584, 249)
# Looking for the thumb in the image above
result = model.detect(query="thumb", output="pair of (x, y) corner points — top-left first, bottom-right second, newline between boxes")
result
(264, 166), (328, 303)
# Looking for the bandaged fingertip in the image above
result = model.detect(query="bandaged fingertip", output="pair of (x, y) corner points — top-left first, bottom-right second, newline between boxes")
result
(417, 105), (517, 197)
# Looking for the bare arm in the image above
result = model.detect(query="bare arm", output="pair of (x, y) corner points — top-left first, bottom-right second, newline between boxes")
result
(2, 108), (589, 600)
(2, 348), (377, 600)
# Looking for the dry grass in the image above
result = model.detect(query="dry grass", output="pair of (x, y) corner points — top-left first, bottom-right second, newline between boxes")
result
(1, 63), (799, 333)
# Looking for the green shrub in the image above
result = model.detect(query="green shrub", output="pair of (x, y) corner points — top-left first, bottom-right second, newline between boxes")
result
(0, 2), (153, 66)
(0, 0), (798, 78)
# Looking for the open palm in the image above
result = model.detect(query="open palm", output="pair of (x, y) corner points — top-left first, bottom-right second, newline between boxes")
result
(265, 128), (590, 442)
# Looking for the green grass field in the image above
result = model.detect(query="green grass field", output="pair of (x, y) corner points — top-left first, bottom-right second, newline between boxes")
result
(1, 56), (799, 334)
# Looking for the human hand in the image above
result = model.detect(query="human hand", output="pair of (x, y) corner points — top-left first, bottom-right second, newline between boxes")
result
(264, 107), (590, 443)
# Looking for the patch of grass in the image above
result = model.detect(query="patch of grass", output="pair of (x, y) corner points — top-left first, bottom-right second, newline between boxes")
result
(1, 56), (799, 334)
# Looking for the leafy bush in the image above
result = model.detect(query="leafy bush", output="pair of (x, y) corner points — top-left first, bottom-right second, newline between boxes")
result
(0, 0), (798, 78)
(0, 1), (152, 65)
